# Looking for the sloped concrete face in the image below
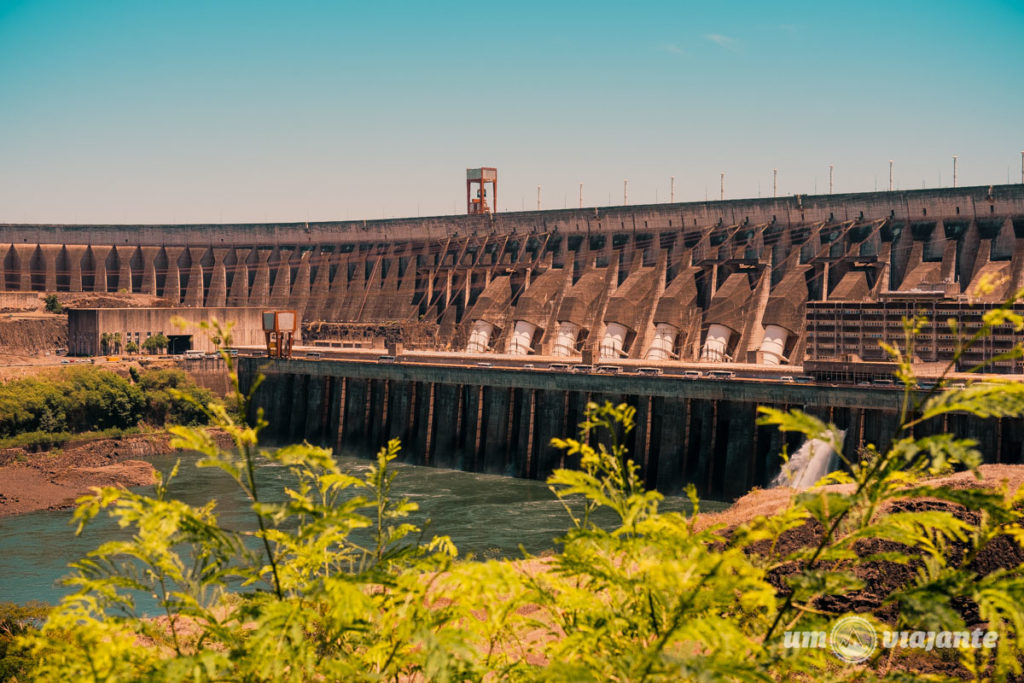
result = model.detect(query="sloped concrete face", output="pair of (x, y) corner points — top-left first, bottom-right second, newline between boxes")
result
(2, 185), (1024, 363)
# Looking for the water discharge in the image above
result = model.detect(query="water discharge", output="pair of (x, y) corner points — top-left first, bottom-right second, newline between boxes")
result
(771, 430), (846, 490)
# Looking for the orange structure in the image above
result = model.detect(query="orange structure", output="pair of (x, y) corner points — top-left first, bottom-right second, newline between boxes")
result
(466, 167), (497, 214)
(263, 310), (297, 358)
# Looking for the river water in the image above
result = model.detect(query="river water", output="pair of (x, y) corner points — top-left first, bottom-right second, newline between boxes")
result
(0, 451), (727, 607)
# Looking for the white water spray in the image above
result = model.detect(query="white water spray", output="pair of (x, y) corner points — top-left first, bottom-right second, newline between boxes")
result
(772, 430), (846, 489)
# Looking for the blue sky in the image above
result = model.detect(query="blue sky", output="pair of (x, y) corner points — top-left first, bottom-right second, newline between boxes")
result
(1, 0), (1022, 224)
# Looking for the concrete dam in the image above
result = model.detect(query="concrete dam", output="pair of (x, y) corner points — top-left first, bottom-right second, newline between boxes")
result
(7, 184), (1024, 494)
(3, 185), (1024, 366)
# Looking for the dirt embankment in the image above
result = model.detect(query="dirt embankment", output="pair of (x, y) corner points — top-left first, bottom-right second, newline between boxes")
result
(0, 316), (67, 358)
(0, 430), (234, 518)
(698, 464), (1024, 530)
(0, 291), (174, 369)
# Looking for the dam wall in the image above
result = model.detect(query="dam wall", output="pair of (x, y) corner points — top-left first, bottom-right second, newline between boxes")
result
(239, 358), (1024, 500)
(5, 185), (1024, 367)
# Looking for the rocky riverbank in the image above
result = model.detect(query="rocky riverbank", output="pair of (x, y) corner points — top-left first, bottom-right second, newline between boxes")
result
(0, 430), (232, 517)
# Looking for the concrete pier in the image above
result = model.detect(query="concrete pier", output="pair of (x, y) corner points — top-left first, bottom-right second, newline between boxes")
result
(236, 357), (1018, 500)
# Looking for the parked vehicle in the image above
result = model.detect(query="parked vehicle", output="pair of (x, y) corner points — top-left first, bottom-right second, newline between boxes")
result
(637, 367), (663, 376)
(306, 352), (322, 359)
(547, 363), (570, 372)
(681, 370), (702, 379)
(706, 370), (735, 380)
(795, 375), (815, 384)
(572, 365), (593, 374)
(596, 365), (622, 374)
(377, 355), (396, 364)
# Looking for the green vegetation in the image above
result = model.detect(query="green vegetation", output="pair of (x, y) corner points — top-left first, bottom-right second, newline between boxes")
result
(0, 366), (213, 447)
(0, 426), (147, 451)
(136, 368), (211, 426)
(99, 332), (118, 354)
(142, 333), (168, 355)
(42, 295), (62, 314)
(5, 310), (1024, 682)
(0, 602), (48, 681)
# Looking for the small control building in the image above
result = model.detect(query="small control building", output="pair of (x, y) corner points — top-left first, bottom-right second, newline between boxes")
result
(67, 307), (273, 356)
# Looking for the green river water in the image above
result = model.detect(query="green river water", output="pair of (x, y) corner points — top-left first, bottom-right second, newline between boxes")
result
(0, 451), (727, 609)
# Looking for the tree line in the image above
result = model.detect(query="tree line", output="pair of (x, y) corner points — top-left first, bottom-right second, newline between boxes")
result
(98, 332), (170, 355)
(0, 366), (212, 446)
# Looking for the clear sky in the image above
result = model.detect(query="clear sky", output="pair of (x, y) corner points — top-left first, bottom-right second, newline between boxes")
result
(1, 0), (1022, 224)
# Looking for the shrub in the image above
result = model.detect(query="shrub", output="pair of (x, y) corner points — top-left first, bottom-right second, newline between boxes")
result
(142, 334), (168, 354)
(16, 315), (1024, 680)
(43, 295), (62, 314)
(0, 602), (48, 681)
(0, 366), (210, 439)
(137, 368), (212, 426)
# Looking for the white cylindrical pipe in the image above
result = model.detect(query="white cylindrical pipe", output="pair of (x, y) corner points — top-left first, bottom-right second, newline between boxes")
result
(552, 321), (580, 357)
(509, 320), (538, 355)
(599, 322), (629, 360)
(645, 323), (679, 360)
(759, 324), (789, 366)
(700, 323), (733, 362)
(465, 320), (494, 353)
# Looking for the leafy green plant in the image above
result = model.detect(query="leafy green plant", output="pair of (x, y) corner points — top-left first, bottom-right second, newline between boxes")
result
(43, 294), (62, 314)
(137, 367), (212, 426)
(17, 304), (1024, 681)
(0, 366), (210, 441)
(142, 333), (169, 355)
(0, 426), (149, 452)
(0, 602), (48, 682)
(20, 321), (473, 681)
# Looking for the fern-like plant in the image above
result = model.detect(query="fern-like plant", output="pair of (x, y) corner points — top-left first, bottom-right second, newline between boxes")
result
(16, 299), (1024, 681)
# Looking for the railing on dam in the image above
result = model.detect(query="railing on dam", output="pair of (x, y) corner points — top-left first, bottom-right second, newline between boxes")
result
(238, 357), (1024, 501)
